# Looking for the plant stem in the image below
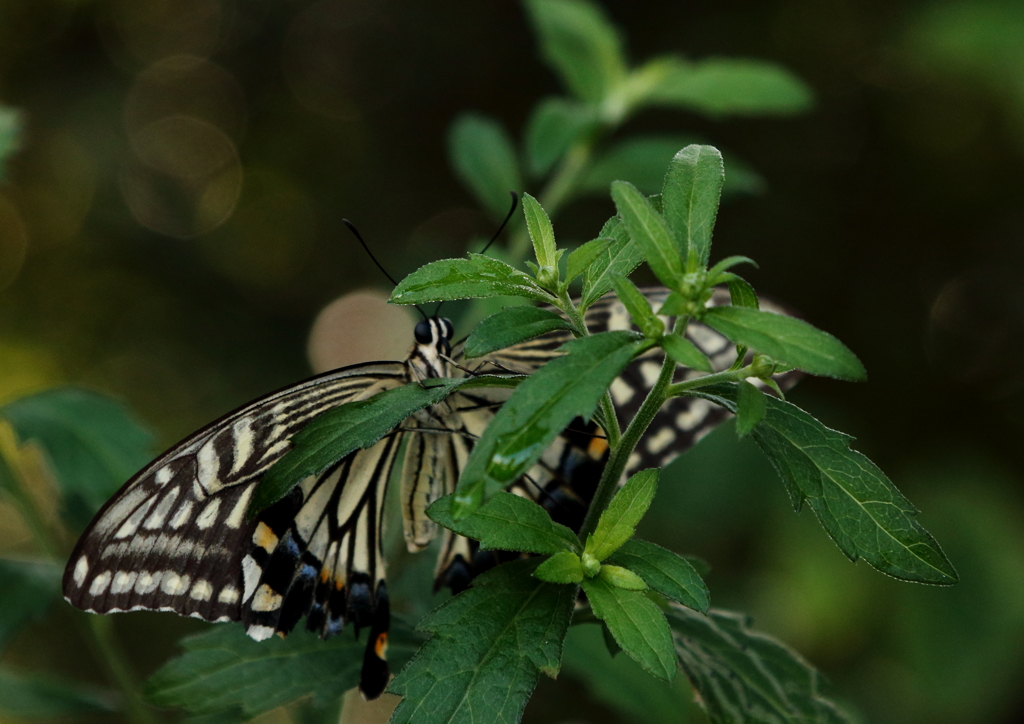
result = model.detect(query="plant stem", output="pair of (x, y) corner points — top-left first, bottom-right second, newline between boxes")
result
(665, 365), (754, 398)
(577, 353), (675, 542)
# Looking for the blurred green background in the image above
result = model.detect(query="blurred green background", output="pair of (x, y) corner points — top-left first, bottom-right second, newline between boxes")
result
(2, 1), (1023, 723)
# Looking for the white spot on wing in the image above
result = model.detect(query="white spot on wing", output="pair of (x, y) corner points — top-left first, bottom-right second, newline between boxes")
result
(241, 555), (261, 602)
(640, 361), (661, 388)
(144, 488), (181, 530)
(610, 377), (635, 406)
(196, 498), (221, 530)
(89, 571), (112, 596)
(251, 584), (283, 612)
(225, 486), (254, 529)
(646, 426), (677, 455)
(190, 580), (213, 601)
(73, 556), (89, 587)
(111, 571), (138, 595)
(218, 585), (239, 604)
(114, 497), (157, 539)
(134, 571), (161, 595)
(676, 399), (712, 431)
(169, 501), (193, 529)
(230, 419), (255, 475)
(161, 572), (191, 596)
(154, 467), (173, 486)
(246, 624), (275, 641)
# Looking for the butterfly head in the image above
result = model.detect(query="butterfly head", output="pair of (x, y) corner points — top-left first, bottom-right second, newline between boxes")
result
(410, 317), (455, 379)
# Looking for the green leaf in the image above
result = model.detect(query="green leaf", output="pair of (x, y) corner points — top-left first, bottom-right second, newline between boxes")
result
(586, 468), (658, 561)
(522, 193), (559, 278)
(581, 577), (676, 681)
(454, 332), (645, 516)
(702, 306), (866, 381)
(580, 135), (763, 199)
(661, 334), (713, 373)
(0, 669), (115, 717)
(534, 550), (585, 584)
(611, 181), (683, 289)
(0, 105), (22, 181)
(726, 276), (759, 309)
(253, 380), (461, 514)
(647, 57), (814, 117)
(0, 559), (61, 650)
(598, 565), (648, 591)
(580, 217), (643, 310)
(428, 492), (580, 555)
(707, 254), (758, 279)
(148, 622), (422, 718)
(524, 0), (627, 103)
(607, 539), (709, 613)
(662, 145), (724, 270)
(696, 384), (959, 585)
(389, 559), (576, 724)
(391, 254), (554, 306)
(561, 625), (701, 724)
(667, 605), (853, 723)
(464, 306), (572, 359)
(448, 113), (522, 219)
(0, 387), (154, 529)
(525, 97), (595, 176)
(611, 276), (663, 338)
(735, 379), (766, 438)
(565, 237), (611, 283)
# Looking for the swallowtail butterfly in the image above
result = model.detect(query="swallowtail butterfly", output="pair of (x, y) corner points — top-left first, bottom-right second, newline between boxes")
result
(62, 287), (796, 698)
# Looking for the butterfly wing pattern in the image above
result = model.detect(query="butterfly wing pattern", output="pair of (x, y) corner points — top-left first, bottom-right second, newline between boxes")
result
(63, 288), (799, 699)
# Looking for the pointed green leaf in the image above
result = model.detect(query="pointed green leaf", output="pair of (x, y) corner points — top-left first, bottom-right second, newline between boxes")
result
(646, 57), (814, 117)
(522, 193), (558, 277)
(581, 217), (643, 310)
(582, 577), (676, 682)
(586, 468), (658, 561)
(735, 379), (766, 438)
(464, 306), (573, 359)
(702, 306), (866, 381)
(611, 181), (683, 288)
(662, 145), (724, 270)
(696, 384), (959, 585)
(707, 255), (758, 279)
(454, 332), (646, 517)
(1, 387), (154, 529)
(598, 565), (648, 591)
(535, 550), (585, 584)
(607, 539), (709, 613)
(391, 254), (554, 305)
(390, 559), (577, 723)
(525, 97), (595, 176)
(566, 237), (611, 282)
(661, 334), (714, 373)
(428, 492), (580, 555)
(667, 605), (853, 723)
(726, 276), (759, 309)
(147, 623), (422, 717)
(524, 0), (627, 102)
(611, 276), (663, 338)
(448, 113), (521, 219)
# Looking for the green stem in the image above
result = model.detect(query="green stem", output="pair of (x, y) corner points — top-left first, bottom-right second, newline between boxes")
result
(577, 353), (675, 542)
(665, 365), (754, 398)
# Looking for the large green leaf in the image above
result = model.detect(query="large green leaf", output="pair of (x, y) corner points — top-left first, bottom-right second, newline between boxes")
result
(524, 97), (595, 177)
(580, 217), (643, 310)
(668, 605), (852, 724)
(448, 113), (522, 219)
(147, 622), (422, 718)
(646, 57), (814, 117)
(523, 0), (627, 102)
(464, 306), (572, 359)
(454, 331), (646, 516)
(0, 559), (61, 650)
(697, 384), (958, 585)
(389, 559), (577, 724)
(586, 468), (658, 561)
(391, 254), (553, 306)
(0, 387), (154, 529)
(0, 669), (115, 718)
(662, 144), (724, 269)
(428, 492), (580, 555)
(581, 577), (676, 681)
(611, 181), (683, 289)
(606, 539), (709, 613)
(702, 306), (867, 381)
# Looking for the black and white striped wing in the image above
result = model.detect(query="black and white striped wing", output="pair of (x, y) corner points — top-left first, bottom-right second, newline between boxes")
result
(62, 362), (409, 623)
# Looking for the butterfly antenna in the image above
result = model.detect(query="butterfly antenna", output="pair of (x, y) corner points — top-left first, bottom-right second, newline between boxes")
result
(479, 191), (519, 256)
(434, 192), (520, 318)
(343, 218), (428, 321)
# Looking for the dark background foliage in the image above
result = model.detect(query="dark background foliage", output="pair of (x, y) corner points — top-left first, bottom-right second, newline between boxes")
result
(1, 1), (1023, 723)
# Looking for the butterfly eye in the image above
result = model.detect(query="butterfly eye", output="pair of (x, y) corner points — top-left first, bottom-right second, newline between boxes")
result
(414, 319), (433, 344)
